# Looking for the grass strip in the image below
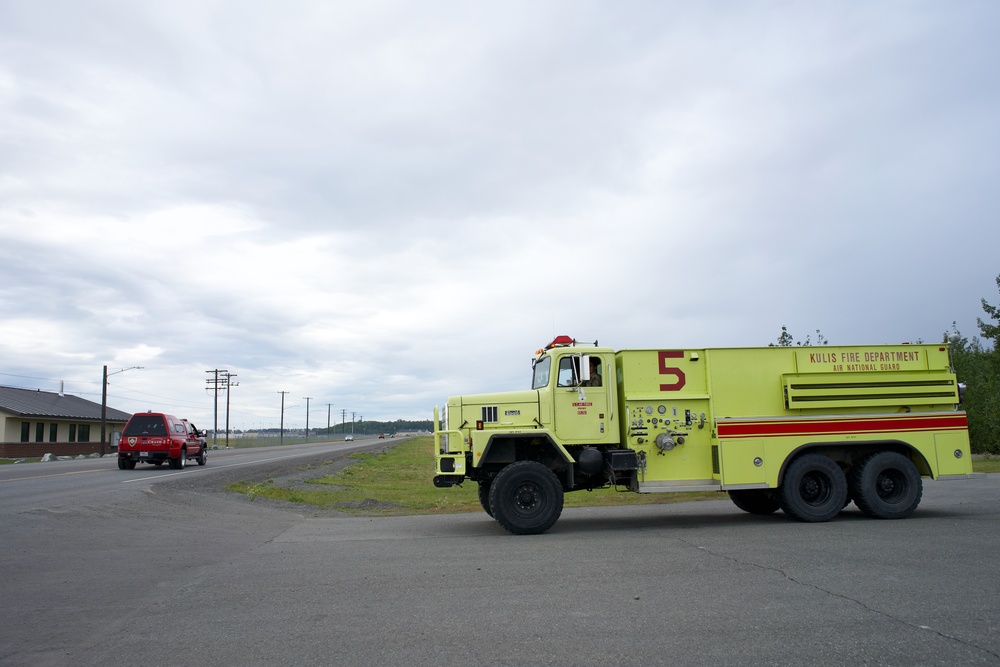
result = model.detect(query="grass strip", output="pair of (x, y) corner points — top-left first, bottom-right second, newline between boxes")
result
(225, 437), (1000, 515)
(226, 436), (718, 515)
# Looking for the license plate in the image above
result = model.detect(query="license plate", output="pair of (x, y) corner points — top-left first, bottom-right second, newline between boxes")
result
(139, 452), (149, 457)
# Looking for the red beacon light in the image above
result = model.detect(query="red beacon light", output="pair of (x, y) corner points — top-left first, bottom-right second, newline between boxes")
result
(544, 335), (577, 350)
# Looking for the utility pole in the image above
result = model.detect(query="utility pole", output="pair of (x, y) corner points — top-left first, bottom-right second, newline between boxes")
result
(206, 369), (229, 449)
(100, 365), (142, 456)
(341, 408), (347, 436)
(224, 372), (238, 448)
(303, 397), (313, 441)
(278, 391), (289, 446)
(327, 403), (333, 437)
(351, 411), (356, 436)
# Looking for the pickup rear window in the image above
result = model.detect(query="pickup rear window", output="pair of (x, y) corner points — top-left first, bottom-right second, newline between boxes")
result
(123, 415), (167, 436)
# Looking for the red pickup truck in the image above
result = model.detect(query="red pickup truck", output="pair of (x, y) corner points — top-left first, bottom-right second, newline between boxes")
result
(118, 412), (207, 470)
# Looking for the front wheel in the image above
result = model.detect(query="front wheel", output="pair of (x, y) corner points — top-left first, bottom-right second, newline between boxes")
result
(197, 448), (207, 466)
(779, 453), (847, 522)
(489, 461), (564, 535)
(849, 452), (922, 519)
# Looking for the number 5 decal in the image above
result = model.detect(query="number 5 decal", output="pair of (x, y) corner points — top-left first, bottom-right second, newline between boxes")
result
(658, 350), (686, 391)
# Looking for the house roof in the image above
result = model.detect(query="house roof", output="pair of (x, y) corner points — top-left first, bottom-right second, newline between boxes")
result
(0, 386), (132, 422)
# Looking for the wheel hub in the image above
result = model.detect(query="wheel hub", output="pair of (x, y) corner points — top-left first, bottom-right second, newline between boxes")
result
(876, 471), (903, 500)
(514, 483), (540, 511)
(800, 473), (829, 504)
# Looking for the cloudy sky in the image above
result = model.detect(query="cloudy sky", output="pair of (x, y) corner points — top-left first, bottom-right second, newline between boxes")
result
(1, 1), (998, 432)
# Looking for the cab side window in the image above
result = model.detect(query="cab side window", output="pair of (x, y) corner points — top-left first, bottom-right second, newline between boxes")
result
(557, 357), (579, 387)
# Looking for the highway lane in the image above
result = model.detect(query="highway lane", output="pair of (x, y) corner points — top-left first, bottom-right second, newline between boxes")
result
(1, 445), (997, 667)
(0, 439), (382, 514)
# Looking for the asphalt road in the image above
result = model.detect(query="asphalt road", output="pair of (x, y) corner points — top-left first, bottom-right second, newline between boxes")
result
(1, 443), (998, 667)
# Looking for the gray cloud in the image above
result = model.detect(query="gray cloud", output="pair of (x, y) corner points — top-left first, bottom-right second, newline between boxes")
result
(2, 1), (998, 428)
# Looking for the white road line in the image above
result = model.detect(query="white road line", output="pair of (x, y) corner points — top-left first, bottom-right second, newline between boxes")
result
(119, 447), (352, 483)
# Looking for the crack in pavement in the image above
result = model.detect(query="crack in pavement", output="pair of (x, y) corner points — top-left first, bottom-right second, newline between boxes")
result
(679, 538), (1000, 662)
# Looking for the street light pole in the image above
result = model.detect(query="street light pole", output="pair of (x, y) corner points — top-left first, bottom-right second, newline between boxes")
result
(278, 391), (289, 446)
(101, 365), (142, 456)
(101, 366), (107, 456)
(225, 373), (238, 448)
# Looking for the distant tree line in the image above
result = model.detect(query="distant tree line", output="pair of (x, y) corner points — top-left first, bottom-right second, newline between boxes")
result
(772, 273), (1000, 454)
(315, 418), (433, 436)
(946, 274), (1000, 454)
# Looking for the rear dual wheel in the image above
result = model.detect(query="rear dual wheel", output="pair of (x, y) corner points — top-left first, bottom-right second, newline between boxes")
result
(849, 452), (922, 519)
(779, 453), (847, 522)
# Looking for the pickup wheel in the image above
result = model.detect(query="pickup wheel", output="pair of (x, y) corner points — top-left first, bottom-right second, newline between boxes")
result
(170, 451), (186, 469)
(197, 448), (207, 466)
(729, 489), (780, 515)
(489, 461), (564, 535)
(849, 452), (922, 519)
(477, 481), (493, 517)
(779, 453), (847, 522)
(117, 457), (127, 470)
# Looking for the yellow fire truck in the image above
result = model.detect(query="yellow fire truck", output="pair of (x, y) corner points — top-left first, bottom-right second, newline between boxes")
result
(433, 336), (976, 534)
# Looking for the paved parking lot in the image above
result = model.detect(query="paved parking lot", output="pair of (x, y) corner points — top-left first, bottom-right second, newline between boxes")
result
(2, 450), (997, 666)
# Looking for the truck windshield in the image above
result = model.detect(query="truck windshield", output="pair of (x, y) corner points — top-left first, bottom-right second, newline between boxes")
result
(531, 356), (551, 389)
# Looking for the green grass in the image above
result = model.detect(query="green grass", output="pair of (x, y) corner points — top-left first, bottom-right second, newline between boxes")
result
(973, 456), (1000, 473)
(226, 437), (1000, 515)
(226, 436), (722, 515)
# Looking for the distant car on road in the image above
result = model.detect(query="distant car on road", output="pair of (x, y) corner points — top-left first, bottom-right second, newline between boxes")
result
(378, 433), (385, 439)
(344, 435), (354, 441)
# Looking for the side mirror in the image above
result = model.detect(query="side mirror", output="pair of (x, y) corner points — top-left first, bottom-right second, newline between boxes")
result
(579, 355), (591, 383)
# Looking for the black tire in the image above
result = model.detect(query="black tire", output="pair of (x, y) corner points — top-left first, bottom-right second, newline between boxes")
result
(170, 451), (186, 470)
(729, 489), (780, 515)
(488, 461), (564, 535)
(125, 459), (136, 470)
(117, 457), (127, 470)
(197, 448), (207, 466)
(477, 481), (493, 517)
(849, 452), (922, 519)
(779, 453), (847, 522)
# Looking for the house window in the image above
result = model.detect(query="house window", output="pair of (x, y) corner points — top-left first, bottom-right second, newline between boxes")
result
(49, 424), (58, 442)
(78, 424), (91, 442)
(69, 424), (77, 442)
(35, 422), (44, 442)
(21, 422), (30, 442)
